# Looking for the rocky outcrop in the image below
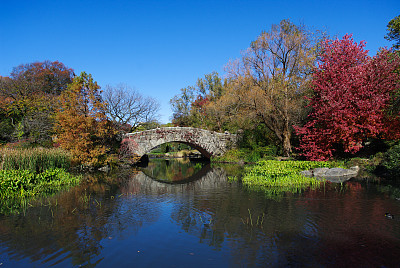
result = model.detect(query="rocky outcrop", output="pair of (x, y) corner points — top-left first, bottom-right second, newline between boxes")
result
(300, 166), (359, 183)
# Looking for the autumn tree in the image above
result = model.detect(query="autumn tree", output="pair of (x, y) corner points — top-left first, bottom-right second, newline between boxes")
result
(0, 61), (74, 144)
(8, 60), (74, 95)
(222, 19), (322, 156)
(54, 72), (114, 167)
(296, 35), (400, 160)
(103, 84), (160, 133)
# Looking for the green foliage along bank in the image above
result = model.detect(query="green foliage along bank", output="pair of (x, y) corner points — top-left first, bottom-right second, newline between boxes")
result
(242, 160), (342, 194)
(0, 168), (81, 214)
(0, 148), (81, 214)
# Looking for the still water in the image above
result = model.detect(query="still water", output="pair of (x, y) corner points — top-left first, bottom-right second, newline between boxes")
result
(1, 158), (400, 267)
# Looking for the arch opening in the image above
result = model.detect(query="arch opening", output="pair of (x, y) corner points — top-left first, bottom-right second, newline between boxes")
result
(136, 141), (210, 168)
(144, 141), (212, 159)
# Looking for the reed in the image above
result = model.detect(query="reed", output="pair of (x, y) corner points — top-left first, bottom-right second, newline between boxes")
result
(0, 148), (71, 173)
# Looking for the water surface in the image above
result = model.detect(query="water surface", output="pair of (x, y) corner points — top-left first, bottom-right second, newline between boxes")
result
(1, 159), (400, 267)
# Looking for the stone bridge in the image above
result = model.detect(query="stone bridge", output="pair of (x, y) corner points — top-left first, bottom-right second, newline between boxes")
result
(121, 127), (238, 162)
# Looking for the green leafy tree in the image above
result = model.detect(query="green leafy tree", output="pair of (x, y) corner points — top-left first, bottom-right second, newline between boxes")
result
(170, 72), (227, 130)
(54, 72), (114, 167)
(385, 15), (400, 49)
(170, 86), (196, 126)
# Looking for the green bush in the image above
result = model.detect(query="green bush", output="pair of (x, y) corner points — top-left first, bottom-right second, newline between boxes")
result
(211, 148), (250, 162)
(384, 142), (400, 173)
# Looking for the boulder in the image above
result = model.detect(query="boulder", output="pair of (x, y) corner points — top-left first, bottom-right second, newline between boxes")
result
(300, 166), (359, 183)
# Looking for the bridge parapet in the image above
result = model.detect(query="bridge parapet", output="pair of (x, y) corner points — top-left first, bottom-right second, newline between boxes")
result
(121, 127), (238, 162)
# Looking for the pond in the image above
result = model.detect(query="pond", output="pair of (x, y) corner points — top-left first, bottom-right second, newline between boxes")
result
(1, 158), (400, 267)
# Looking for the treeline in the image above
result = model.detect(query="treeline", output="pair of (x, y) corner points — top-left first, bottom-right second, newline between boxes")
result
(0, 62), (160, 168)
(170, 18), (400, 162)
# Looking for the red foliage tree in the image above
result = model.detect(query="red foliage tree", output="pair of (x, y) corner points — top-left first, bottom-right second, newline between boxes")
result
(9, 60), (74, 95)
(296, 34), (400, 160)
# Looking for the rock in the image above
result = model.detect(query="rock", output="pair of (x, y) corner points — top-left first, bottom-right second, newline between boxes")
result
(350, 166), (360, 173)
(313, 167), (330, 177)
(98, 165), (110, 172)
(299, 170), (313, 177)
(300, 166), (359, 183)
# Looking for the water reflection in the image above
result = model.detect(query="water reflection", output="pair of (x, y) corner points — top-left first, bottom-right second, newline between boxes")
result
(140, 158), (208, 183)
(1, 160), (400, 267)
(0, 175), (161, 267)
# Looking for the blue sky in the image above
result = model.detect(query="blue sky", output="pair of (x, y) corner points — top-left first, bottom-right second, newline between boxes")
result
(1, 0), (399, 123)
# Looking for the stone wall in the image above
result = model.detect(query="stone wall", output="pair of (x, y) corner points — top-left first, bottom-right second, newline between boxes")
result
(121, 127), (238, 161)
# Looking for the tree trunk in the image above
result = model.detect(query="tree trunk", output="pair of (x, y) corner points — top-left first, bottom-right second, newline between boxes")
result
(282, 130), (292, 157)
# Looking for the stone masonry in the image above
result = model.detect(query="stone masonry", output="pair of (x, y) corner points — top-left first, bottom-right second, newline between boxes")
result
(121, 127), (238, 161)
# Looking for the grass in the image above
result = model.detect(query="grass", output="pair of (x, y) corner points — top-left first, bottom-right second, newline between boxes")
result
(242, 160), (343, 195)
(0, 147), (80, 215)
(0, 168), (81, 214)
(0, 147), (71, 173)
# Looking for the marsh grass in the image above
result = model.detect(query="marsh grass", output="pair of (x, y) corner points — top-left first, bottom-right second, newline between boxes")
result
(0, 148), (79, 215)
(0, 168), (81, 215)
(0, 148), (71, 173)
(242, 160), (342, 195)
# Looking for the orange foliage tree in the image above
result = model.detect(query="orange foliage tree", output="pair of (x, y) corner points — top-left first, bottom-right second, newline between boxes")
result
(54, 72), (115, 167)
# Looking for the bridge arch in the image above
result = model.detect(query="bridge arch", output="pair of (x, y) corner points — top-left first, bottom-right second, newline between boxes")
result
(121, 127), (238, 162)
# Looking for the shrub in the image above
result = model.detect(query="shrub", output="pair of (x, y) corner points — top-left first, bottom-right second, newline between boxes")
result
(384, 142), (400, 173)
(211, 148), (250, 163)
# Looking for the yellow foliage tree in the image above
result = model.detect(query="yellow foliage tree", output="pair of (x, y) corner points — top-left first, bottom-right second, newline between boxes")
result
(54, 72), (114, 167)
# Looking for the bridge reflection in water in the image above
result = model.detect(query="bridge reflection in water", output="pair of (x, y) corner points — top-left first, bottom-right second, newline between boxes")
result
(121, 161), (232, 195)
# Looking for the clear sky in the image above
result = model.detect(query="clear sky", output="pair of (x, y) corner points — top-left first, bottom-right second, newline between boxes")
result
(1, 0), (399, 123)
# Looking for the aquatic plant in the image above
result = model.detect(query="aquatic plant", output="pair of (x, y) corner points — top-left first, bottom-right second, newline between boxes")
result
(241, 209), (265, 228)
(242, 160), (341, 193)
(0, 168), (81, 214)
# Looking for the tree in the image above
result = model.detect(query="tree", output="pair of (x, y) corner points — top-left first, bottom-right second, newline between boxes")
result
(0, 61), (74, 144)
(54, 72), (114, 167)
(296, 35), (400, 160)
(385, 15), (400, 49)
(170, 72), (227, 130)
(223, 19), (322, 156)
(170, 86), (197, 126)
(103, 84), (160, 133)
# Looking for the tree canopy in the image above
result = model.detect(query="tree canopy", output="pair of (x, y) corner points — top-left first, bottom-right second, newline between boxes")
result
(385, 15), (400, 49)
(103, 84), (160, 133)
(296, 35), (400, 160)
(54, 72), (115, 167)
(221, 19), (322, 156)
(0, 61), (74, 144)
